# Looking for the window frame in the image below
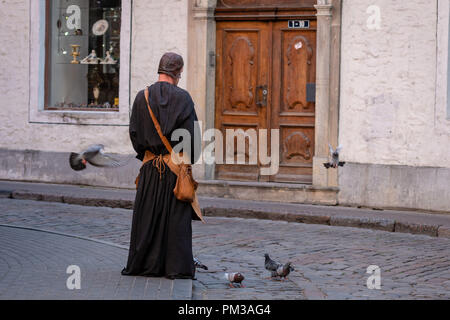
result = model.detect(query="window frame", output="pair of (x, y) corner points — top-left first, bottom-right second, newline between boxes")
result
(29, 0), (132, 126)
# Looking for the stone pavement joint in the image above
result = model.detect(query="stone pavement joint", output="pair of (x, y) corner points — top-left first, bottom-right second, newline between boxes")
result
(0, 180), (450, 239)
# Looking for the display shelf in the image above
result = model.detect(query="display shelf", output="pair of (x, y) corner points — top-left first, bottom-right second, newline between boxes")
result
(56, 6), (121, 12)
(46, 107), (119, 112)
(55, 62), (120, 65)
(57, 34), (120, 39)
(57, 34), (88, 38)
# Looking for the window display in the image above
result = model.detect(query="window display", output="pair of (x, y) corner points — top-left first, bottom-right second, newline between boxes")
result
(46, 0), (122, 111)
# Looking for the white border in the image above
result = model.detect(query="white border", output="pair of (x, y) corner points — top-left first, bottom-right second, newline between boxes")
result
(29, 0), (132, 126)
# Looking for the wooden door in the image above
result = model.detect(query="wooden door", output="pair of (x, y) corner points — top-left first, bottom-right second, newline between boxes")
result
(215, 19), (316, 183)
(215, 21), (271, 181)
(270, 20), (317, 184)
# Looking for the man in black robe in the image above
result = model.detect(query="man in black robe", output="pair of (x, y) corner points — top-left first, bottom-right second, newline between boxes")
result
(121, 53), (201, 279)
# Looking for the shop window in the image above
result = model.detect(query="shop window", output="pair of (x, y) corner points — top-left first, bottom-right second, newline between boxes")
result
(45, 0), (122, 111)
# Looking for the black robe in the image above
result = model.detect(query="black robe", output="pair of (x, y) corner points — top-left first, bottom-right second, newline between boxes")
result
(121, 81), (201, 279)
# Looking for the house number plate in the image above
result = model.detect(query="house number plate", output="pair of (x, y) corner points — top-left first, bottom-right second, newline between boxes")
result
(288, 20), (310, 29)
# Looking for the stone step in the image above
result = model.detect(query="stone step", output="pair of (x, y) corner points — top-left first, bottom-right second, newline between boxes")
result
(197, 179), (338, 205)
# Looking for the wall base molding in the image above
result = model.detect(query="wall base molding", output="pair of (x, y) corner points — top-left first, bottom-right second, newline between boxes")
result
(339, 162), (450, 213)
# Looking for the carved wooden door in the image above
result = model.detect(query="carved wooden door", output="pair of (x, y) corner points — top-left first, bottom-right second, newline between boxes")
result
(270, 21), (316, 183)
(215, 21), (271, 181)
(215, 20), (316, 183)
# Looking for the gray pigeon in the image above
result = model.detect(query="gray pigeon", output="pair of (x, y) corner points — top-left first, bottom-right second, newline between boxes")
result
(272, 262), (294, 280)
(265, 254), (295, 280)
(264, 253), (280, 272)
(70, 144), (123, 171)
(194, 257), (208, 270)
(324, 144), (345, 169)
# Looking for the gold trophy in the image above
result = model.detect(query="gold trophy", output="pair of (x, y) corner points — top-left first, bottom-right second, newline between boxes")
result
(70, 45), (81, 64)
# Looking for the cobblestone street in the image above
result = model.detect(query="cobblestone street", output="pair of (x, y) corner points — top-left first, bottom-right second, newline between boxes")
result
(0, 198), (449, 300)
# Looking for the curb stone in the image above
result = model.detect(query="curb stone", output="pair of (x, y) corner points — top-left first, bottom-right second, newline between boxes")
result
(394, 222), (440, 237)
(330, 216), (395, 232)
(0, 190), (12, 198)
(62, 195), (134, 209)
(5, 190), (449, 239)
(437, 226), (450, 239)
(284, 213), (331, 225)
(11, 191), (42, 201)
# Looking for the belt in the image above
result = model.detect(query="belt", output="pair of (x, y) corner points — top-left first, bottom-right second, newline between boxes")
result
(142, 151), (170, 180)
(142, 150), (185, 180)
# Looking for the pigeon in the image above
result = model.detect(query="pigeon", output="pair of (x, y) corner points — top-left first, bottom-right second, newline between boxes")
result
(194, 257), (208, 271)
(224, 272), (245, 288)
(264, 253), (280, 272)
(324, 144), (345, 169)
(69, 144), (124, 171)
(272, 262), (294, 280)
(265, 254), (294, 280)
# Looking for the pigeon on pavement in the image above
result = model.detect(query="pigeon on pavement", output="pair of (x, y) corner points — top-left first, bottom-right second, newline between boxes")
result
(264, 253), (280, 272)
(272, 262), (294, 280)
(194, 257), (208, 271)
(70, 144), (124, 171)
(224, 273), (245, 288)
(265, 254), (294, 280)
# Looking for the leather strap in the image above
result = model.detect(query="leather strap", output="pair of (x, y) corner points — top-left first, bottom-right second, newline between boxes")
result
(144, 87), (173, 154)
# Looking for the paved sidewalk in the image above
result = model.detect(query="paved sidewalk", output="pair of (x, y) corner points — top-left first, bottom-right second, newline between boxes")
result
(0, 199), (449, 300)
(0, 180), (449, 238)
(0, 225), (192, 300)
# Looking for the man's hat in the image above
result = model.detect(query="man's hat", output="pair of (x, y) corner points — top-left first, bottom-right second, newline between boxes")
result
(158, 52), (184, 79)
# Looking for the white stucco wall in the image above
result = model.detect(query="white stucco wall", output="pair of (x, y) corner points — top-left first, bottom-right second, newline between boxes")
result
(339, 0), (450, 168)
(0, 0), (188, 155)
(130, 0), (189, 100)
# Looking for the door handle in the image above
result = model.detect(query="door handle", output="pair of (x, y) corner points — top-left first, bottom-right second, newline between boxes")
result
(256, 85), (268, 107)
